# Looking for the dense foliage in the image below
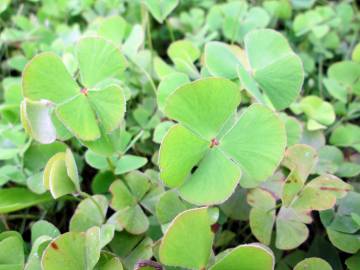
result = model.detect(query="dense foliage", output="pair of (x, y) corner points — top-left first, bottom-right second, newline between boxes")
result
(0, 0), (359, 269)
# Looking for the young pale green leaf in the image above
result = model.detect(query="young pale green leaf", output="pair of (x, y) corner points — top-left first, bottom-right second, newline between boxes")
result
(48, 153), (76, 199)
(143, 0), (179, 23)
(294, 258), (332, 270)
(159, 207), (214, 269)
(43, 153), (62, 190)
(209, 243), (275, 270)
(0, 188), (52, 214)
(65, 148), (80, 190)
(43, 151), (79, 199)
(76, 37), (127, 88)
(20, 99), (56, 144)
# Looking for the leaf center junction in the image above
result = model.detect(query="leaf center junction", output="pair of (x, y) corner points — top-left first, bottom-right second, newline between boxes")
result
(210, 138), (219, 148)
(80, 88), (88, 96)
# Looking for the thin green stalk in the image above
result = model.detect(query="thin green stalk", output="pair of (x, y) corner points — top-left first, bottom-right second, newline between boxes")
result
(166, 19), (175, 42)
(106, 157), (115, 172)
(7, 214), (37, 220)
(318, 57), (324, 97)
(0, 215), (9, 230)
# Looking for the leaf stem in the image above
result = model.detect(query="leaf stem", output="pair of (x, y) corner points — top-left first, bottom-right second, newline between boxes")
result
(106, 157), (115, 172)
(166, 19), (175, 42)
(318, 57), (324, 98)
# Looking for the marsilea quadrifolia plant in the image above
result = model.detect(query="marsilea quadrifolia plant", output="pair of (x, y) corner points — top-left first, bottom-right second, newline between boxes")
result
(0, 2), (354, 269)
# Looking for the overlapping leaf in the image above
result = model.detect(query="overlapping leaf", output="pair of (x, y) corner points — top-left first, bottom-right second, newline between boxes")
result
(205, 29), (304, 110)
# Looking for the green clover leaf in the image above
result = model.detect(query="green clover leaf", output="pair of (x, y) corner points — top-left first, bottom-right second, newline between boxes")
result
(159, 77), (286, 205)
(248, 144), (352, 250)
(22, 37), (127, 141)
(205, 29), (304, 110)
(107, 171), (152, 235)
